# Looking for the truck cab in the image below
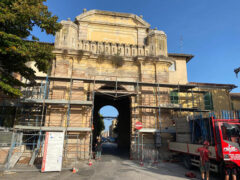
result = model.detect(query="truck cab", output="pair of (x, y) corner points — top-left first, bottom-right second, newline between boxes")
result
(169, 117), (240, 177)
(214, 120), (240, 168)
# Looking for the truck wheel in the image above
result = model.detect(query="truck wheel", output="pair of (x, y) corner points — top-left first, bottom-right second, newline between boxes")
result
(183, 155), (193, 170)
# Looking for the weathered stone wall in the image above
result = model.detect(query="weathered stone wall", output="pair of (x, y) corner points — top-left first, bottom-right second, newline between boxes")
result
(64, 133), (90, 160)
(18, 9), (237, 161)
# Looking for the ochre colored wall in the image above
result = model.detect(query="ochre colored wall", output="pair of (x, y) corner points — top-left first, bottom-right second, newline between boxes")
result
(232, 99), (240, 110)
(178, 88), (232, 112)
(169, 56), (188, 84)
(211, 89), (232, 111)
(87, 24), (138, 44)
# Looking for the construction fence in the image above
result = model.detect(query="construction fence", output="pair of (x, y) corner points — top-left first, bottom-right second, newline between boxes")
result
(131, 133), (160, 163)
(1, 131), (90, 170)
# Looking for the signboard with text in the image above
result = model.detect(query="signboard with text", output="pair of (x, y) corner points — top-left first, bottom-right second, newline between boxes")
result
(41, 132), (64, 172)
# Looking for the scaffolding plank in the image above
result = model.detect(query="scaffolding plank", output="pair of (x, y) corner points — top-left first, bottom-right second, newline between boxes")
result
(7, 151), (23, 168)
(29, 148), (38, 166)
(0, 100), (19, 107)
(139, 128), (160, 133)
(20, 99), (93, 105)
(138, 127), (176, 133)
(36, 76), (197, 89)
(134, 105), (209, 112)
(14, 125), (91, 132)
(96, 90), (137, 95)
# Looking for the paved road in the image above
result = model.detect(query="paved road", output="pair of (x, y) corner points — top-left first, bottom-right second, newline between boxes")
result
(1, 142), (219, 180)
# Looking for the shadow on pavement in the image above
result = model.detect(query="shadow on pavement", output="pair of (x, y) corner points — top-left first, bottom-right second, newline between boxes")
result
(99, 142), (219, 180)
(101, 142), (129, 160)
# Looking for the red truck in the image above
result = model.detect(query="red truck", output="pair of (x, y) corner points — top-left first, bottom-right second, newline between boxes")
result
(169, 117), (240, 178)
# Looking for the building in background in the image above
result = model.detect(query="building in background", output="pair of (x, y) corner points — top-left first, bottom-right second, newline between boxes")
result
(109, 119), (117, 138)
(230, 93), (240, 110)
(101, 131), (109, 138)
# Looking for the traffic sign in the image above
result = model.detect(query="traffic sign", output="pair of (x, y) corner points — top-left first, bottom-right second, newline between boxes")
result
(135, 122), (143, 130)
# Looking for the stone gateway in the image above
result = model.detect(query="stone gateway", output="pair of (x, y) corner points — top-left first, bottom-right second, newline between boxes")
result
(1, 9), (238, 166)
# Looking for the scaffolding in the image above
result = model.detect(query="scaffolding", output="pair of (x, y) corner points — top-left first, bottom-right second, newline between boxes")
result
(1, 70), (238, 169)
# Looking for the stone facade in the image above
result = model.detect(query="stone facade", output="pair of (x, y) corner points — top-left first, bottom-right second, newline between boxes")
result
(44, 9), (237, 160)
(1, 10), (238, 164)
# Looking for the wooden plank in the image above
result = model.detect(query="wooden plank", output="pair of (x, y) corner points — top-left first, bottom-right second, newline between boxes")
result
(6, 145), (24, 168)
(14, 125), (91, 131)
(8, 151), (23, 168)
(176, 134), (191, 143)
(169, 142), (188, 153)
(36, 76), (197, 89)
(21, 99), (93, 105)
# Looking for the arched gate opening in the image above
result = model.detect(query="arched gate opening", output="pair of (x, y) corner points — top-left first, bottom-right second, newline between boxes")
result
(92, 85), (131, 158)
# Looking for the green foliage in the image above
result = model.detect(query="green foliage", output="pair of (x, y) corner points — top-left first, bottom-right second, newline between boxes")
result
(96, 52), (106, 64)
(94, 113), (105, 137)
(0, 107), (16, 127)
(0, 0), (62, 96)
(143, 56), (158, 65)
(110, 53), (124, 68)
(96, 51), (124, 68)
(77, 50), (83, 61)
(132, 56), (139, 66)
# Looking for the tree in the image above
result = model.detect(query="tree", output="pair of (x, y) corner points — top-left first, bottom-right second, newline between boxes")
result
(0, 0), (62, 96)
(94, 113), (105, 137)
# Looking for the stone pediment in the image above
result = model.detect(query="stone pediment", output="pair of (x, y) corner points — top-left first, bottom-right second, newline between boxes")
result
(76, 9), (150, 28)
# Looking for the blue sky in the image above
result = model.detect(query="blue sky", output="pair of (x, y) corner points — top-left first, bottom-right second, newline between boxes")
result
(99, 106), (119, 131)
(33, 0), (240, 131)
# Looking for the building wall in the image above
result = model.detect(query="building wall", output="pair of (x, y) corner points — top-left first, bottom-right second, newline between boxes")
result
(232, 99), (240, 110)
(109, 119), (117, 138)
(169, 56), (188, 84)
(212, 89), (232, 111)
(50, 10), (237, 160)
(12, 10), (238, 162)
(231, 94), (240, 110)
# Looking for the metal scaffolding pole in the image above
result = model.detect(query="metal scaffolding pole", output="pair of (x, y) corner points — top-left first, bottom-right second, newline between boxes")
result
(89, 77), (96, 161)
(157, 82), (162, 134)
(65, 60), (74, 159)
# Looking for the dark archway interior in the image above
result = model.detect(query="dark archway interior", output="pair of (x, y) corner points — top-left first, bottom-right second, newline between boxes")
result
(93, 88), (131, 156)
